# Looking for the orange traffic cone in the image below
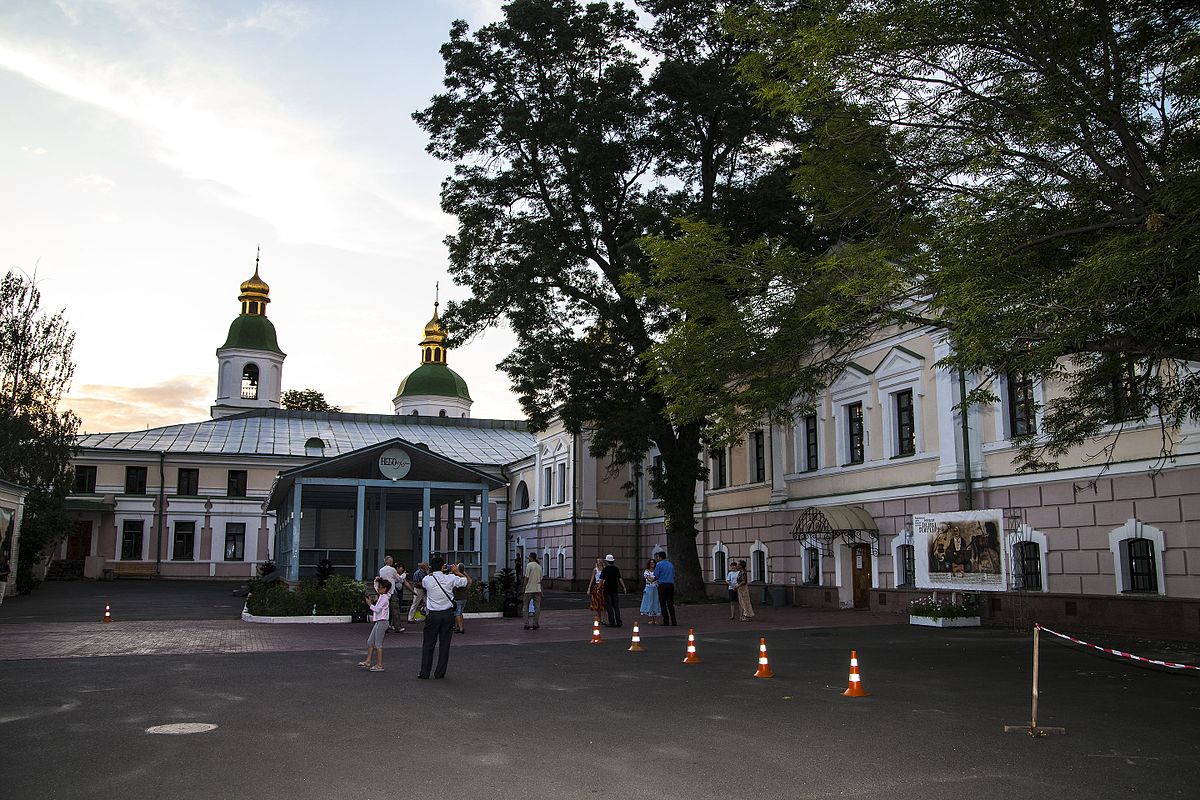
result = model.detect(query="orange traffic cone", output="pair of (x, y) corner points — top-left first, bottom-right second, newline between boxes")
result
(590, 618), (603, 644)
(628, 623), (644, 652)
(103, 604), (112, 624)
(682, 628), (701, 664)
(843, 649), (870, 697)
(753, 637), (774, 678)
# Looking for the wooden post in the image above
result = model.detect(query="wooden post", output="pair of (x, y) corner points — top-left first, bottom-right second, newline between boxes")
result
(1031, 624), (1040, 731)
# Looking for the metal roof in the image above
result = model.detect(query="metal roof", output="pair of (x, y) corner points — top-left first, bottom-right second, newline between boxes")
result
(77, 409), (534, 468)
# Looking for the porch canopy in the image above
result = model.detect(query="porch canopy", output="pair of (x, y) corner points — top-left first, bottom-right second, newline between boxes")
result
(267, 437), (507, 582)
(790, 505), (880, 555)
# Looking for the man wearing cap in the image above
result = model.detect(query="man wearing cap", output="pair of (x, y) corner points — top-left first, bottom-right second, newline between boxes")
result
(599, 554), (627, 627)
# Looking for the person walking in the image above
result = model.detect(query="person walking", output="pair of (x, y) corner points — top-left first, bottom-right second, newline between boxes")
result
(586, 557), (606, 620)
(726, 560), (740, 620)
(0, 552), (10, 607)
(523, 552), (544, 630)
(653, 551), (677, 626)
(378, 556), (405, 633)
(359, 577), (391, 672)
(599, 554), (627, 627)
(407, 561), (429, 623)
(418, 556), (470, 680)
(736, 560), (755, 621)
(639, 559), (660, 623)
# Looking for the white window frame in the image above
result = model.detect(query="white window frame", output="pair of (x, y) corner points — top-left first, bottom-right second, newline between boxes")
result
(875, 347), (924, 460)
(171, 520), (198, 562)
(995, 372), (1046, 442)
(557, 547), (566, 580)
(794, 411), (822, 474)
(710, 446), (729, 489)
(1109, 519), (1166, 596)
(750, 539), (769, 583)
(747, 430), (767, 484)
(711, 541), (729, 582)
(802, 545), (822, 586)
(541, 466), (552, 506)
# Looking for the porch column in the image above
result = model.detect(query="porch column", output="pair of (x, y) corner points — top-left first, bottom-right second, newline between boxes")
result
(377, 488), (387, 565)
(290, 483), (303, 581)
(481, 485), (491, 582)
(354, 483), (366, 581)
(421, 486), (432, 563)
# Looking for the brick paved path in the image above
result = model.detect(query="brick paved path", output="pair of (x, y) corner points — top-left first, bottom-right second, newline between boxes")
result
(0, 603), (902, 660)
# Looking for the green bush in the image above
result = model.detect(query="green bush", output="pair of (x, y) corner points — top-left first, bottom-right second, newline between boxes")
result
(465, 579), (503, 613)
(246, 575), (368, 616)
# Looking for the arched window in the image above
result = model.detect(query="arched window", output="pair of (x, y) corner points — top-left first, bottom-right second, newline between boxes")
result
(304, 437), (325, 458)
(711, 541), (729, 582)
(1108, 519), (1165, 595)
(410, 410), (419, 416)
(557, 550), (565, 580)
(241, 363), (259, 399)
(750, 540), (769, 583)
(515, 481), (530, 510)
(439, 409), (447, 417)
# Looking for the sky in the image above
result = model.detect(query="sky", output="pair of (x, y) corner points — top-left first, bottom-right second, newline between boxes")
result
(0, 0), (525, 433)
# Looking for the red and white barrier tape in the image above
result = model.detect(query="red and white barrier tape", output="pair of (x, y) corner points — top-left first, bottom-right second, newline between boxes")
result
(1036, 624), (1200, 672)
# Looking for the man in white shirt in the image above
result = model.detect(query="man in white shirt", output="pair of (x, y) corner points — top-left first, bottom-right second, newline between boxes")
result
(418, 556), (471, 679)
(523, 552), (544, 630)
(378, 556), (404, 633)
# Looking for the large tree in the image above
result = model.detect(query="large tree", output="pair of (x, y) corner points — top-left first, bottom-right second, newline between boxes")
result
(281, 389), (341, 413)
(416, 0), (798, 597)
(0, 269), (80, 591)
(731, 0), (1200, 470)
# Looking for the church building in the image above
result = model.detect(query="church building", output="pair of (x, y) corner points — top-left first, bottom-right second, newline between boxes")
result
(56, 255), (1200, 637)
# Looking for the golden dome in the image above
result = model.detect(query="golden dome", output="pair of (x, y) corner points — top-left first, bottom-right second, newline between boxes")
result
(237, 248), (270, 316)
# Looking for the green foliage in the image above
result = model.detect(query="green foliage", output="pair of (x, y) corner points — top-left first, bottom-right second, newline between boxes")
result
(0, 270), (79, 591)
(245, 574), (368, 616)
(465, 579), (503, 613)
(908, 594), (979, 620)
(280, 389), (341, 413)
(737, 0), (1200, 469)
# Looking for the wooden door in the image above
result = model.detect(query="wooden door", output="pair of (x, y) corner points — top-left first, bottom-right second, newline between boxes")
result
(851, 545), (872, 609)
(66, 520), (92, 560)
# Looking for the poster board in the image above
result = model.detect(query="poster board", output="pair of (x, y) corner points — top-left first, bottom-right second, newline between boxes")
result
(912, 509), (1007, 592)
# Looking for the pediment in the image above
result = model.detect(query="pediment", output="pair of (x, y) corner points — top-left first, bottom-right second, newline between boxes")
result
(875, 346), (925, 380)
(830, 363), (872, 394)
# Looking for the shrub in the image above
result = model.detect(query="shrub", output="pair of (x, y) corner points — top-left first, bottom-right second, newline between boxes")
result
(246, 575), (368, 616)
(465, 579), (504, 613)
(908, 593), (979, 620)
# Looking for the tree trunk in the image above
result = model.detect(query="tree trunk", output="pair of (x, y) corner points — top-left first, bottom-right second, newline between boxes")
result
(658, 421), (708, 602)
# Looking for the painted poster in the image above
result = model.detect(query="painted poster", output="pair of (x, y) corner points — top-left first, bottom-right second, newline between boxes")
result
(912, 509), (1007, 592)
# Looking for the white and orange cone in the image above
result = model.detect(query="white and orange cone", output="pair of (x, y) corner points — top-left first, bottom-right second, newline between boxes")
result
(843, 649), (870, 697)
(682, 628), (701, 664)
(103, 604), (112, 624)
(590, 618), (603, 645)
(753, 637), (774, 678)
(628, 623), (644, 652)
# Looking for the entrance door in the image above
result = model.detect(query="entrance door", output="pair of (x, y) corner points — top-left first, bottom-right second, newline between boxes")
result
(851, 545), (872, 609)
(66, 521), (92, 560)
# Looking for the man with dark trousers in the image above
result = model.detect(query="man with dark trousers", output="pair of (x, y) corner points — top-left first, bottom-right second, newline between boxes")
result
(418, 556), (470, 679)
(599, 554), (627, 627)
(653, 551), (677, 626)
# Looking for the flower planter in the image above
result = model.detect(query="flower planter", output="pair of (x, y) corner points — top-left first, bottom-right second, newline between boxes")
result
(909, 614), (981, 628)
(242, 606), (352, 624)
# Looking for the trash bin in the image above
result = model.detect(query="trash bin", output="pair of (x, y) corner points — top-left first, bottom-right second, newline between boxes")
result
(769, 585), (789, 608)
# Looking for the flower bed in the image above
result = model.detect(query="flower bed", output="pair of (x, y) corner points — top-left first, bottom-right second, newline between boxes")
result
(908, 593), (981, 626)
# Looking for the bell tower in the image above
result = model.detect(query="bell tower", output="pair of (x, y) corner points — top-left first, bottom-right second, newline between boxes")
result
(211, 249), (286, 419)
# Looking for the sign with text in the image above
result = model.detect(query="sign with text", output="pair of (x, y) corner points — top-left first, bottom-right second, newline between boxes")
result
(377, 447), (412, 481)
(912, 509), (1007, 592)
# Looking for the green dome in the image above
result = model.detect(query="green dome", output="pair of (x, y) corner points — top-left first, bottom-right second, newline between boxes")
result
(220, 315), (284, 355)
(396, 363), (472, 400)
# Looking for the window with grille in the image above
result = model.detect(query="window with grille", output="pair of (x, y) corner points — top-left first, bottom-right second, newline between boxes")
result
(805, 547), (820, 584)
(1014, 541), (1042, 590)
(172, 522), (195, 561)
(846, 403), (865, 464)
(1126, 539), (1157, 592)
(1007, 372), (1037, 437)
(804, 414), (819, 471)
(894, 390), (915, 456)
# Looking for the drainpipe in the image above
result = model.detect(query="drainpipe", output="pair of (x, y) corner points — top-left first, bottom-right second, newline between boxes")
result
(633, 460), (642, 571)
(958, 368), (974, 511)
(155, 451), (166, 575)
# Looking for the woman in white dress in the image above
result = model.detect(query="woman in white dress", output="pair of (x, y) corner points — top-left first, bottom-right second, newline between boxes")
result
(639, 559), (661, 623)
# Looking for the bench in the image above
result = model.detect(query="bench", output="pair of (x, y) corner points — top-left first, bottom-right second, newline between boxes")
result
(112, 562), (155, 580)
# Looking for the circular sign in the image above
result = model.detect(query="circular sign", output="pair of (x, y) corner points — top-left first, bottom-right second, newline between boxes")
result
(378, 447), (412, 480)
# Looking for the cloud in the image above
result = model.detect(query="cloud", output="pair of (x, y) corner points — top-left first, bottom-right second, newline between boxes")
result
(76, 173), (116, 190)
(66, 376), (212, 432)
(0, 20), (433, 256)
(20, 145), (48, 156)
(225, 1), (315, 35)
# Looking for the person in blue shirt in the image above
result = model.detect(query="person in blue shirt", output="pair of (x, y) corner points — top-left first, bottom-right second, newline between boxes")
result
(653, 551), (677, 626)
